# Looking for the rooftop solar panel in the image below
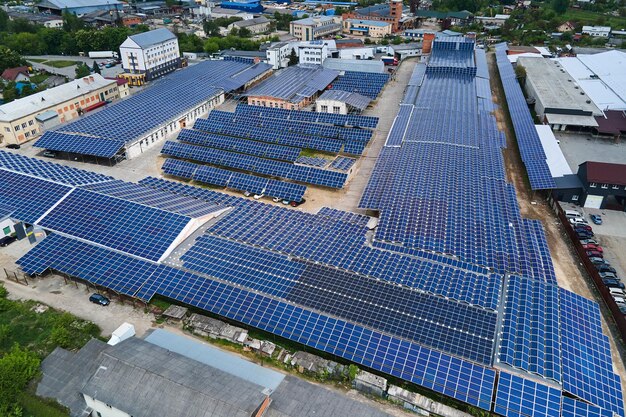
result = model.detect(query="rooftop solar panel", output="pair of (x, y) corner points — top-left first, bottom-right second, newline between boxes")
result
(37, 188), (192, 262)
(34, 131), (125, 158)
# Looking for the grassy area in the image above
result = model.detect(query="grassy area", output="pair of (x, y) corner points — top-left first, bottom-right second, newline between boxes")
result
(27, 58), (48, 63)
(29, 74), (50, 84)
(18, 392), (70, 417)
(44, 60), (78, 68)
(561, 9), (626, 29)
(0, 283), (101, 415)
(298, 148), (334, 158)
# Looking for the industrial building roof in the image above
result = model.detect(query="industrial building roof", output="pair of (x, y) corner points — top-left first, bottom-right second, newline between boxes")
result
(556, 51), (626, 111)
(582, 161), (626, 186)
(126, 28), (176, 48)
(519, 57), (602, 118)
(323, 57), (384, 73)
(0, 74), (116, 122)
(38, 332), (394, 417)
(346, 18), (392, 27)
(535, 125), (572, 178)
(244, 65), (339, 103)
(291, 15), (336, 26)
(595, 110), (626, 135)
(37, 0), (122, 9)
(232, 15), (270, 28)
(318, 89), (371, 110)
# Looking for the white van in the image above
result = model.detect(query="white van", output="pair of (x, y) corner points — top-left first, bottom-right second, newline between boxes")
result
(609, 287), (625, 297)
(565, 210), (582, 218)
(569, 217), (587, 225)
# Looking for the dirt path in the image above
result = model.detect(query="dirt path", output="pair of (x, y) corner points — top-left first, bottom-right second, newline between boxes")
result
(488, 53), (626, 380)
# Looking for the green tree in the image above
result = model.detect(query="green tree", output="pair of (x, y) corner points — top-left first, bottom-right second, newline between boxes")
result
(288, 48), (298, 66)
(19, 84), (34, 97)
(75, 63), (91, 78)
(0, 345), (40, 414)
(2, 82), (18, 104)
(0, 9), (10, 32)
(238, 27), (252, 38)
(0, 46), (26, 74)
(203, 40), (220, 54)
(392, 36), (402, 45)
(92, 61), (101, 74)
(551, 0), (569, 14)
(62, 10), (85, 32)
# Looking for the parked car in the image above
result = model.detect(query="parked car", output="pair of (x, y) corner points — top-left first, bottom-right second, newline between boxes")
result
(618, 304), (626, 315)
(582, 244), (603, 253)
(243, 191), (252, 197)
(290, 198), (306, 207)
(577, 232), (594, 239)
(586, 250), (603, 258)
(580, 239), (599, 245)
(253, 194), (264, 200)
(89, 293), (110, 306)
(613, 295), (626, 304)
(609, 287), (625, 297)
(569, 217), (587, 225)
(42, 150), (57, 158)
(573, 224), (592, 232)
(603, 280), (625, 290)
(589, 257), (607, 265)
(596, 264), (617, 274)
(0, 235), (17, 247)
(272, 197), (281, 203)
(6, 143), (20, 149)
(599, 271), (617, 280)
(589, 214), (603, 225)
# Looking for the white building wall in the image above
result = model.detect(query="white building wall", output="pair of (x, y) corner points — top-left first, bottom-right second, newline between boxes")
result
(125, 92), (224, 159)
(84, 394), (130, 417)
(338, 47), (374, 59)
(316, 99), (347, 115)
(298, 45), (327, 65)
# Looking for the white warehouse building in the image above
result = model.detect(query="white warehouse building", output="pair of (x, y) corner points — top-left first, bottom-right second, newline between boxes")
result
(120, 28), (181, 85)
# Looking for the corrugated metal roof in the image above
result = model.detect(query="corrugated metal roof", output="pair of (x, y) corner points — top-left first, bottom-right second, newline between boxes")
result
(39, 0), (121, 9)
(318, 89), (371, 110)
(582, 161), (626, 186)
(323, 58), (384, 73)
(244, 65), (339, 103)
(128, 28), (176, 48)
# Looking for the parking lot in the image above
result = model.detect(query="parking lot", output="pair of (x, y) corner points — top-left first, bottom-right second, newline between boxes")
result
(555, 131), (626, 172)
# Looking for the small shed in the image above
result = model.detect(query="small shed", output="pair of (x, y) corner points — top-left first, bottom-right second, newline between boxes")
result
(316, 89), (371, 114)
(161, 305), (188, 322)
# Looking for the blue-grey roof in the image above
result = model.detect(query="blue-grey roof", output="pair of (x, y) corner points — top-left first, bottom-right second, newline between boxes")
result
(318, 89), (371, 110)
(346, 19), (391, 27)
(292, 15), (336, 26)
(145, 329), (285, 391)
(244, 65), (339, 103)
(323, 58), (385, 74)
(39, 0), (121, 9)
(128, 28), (176, 48)
(553, 174), (584, 190)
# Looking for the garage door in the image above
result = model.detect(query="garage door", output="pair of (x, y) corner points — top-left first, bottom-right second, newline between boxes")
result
(584, 194), (604, 209)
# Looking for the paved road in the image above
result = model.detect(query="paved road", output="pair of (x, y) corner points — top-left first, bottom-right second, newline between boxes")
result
(26, 55), (123, 80)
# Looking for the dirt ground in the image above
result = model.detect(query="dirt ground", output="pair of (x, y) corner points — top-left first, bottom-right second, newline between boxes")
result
(488, 53), (626, 380)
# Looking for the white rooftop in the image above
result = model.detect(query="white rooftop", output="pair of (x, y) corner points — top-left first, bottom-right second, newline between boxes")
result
(555, 50), (626, 111)
(535, 125), (572, 178)
(582, 25), (611, 31)
(0, 74), (116, 122)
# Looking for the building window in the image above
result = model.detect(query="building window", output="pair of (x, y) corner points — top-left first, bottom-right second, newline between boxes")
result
(589, 182), (597, 188)
(4, 127), (9, 132)
(14, 125), (20, 131)
(572, 195), (579, 201)
(612, 185), (619, 189)
(601, 184), (608, 189)
(28, 120), (33, 126)
(333, 106), (341, 114)
(321, 105), (328, 112)
(21, 122), (26, 128)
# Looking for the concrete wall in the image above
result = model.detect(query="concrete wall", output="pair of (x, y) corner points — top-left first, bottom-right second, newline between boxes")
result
(316, 99), (347, 115)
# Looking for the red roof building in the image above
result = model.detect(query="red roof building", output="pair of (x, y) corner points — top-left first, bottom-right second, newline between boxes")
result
(1, 66), (30, 82)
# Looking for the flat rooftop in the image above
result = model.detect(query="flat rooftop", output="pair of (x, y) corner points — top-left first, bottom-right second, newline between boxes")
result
(519, 57), (602, 117)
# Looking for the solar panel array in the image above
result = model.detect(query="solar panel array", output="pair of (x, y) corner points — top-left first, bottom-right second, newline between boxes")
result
(234, 103), (379, 128)
(177, 129), (301, 162)
(495, 43), (555, 190)
(161, 141), (347, 189)
(0, 150), (113, 186)
(162, 158), (306, 202)
(38, 188), (191, 262)
(295, 156), (328, 168)
(330, 156), (356, 171)
(330, 71), (389, 99)
(34, 131), (125, 158)
(33, 60), (271, 157)
(7, 39), (625, 417)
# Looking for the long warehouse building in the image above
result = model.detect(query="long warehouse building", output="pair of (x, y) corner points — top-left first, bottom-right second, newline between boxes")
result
(34, 59), (272, 161)
(0, 37), (623, 417)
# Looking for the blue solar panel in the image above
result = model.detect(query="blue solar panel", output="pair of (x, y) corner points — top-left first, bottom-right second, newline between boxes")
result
(235, 103), (379, 128)
(494, 372), (561, 417)
(161, 141), (347, 189)
(177, 129), (301, 162)
(81, 180), (224, 218)
(0, 150), (113, 186)
(329, 156), (356, 171)
(495, 45), (555, 190)
(330, 71), (389, 99)
(0, 169), (73, 224)
(296, 156), (328, 168)
(317, 207), (371, 227)
(34, 131), (125, 158)
(16, 234), (159, 297)
(561, 397), (614, 417)
(37, 188), (191, 262)
(559, 288), (624, 417)
(385, 104), (413, 147)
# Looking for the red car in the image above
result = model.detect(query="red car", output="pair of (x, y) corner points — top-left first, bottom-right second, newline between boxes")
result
(586, 250), (603, 258)
(582, 244), (603, 253)
(573, 224), (593, 231)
